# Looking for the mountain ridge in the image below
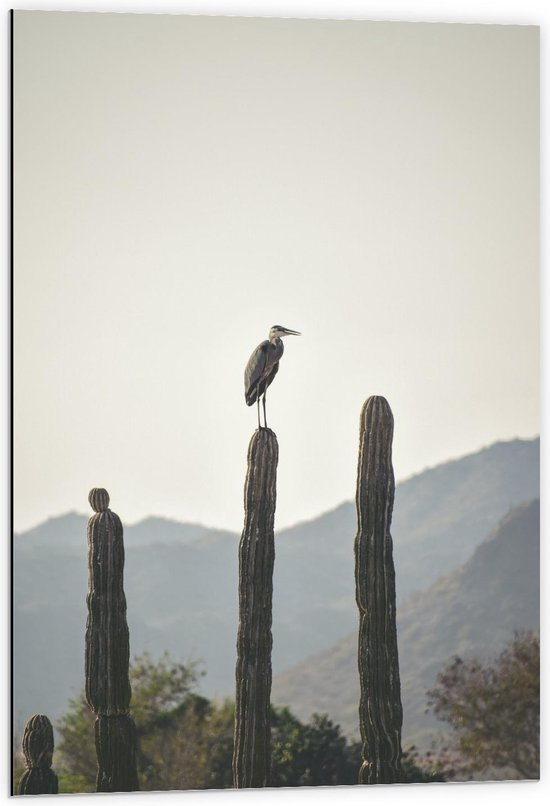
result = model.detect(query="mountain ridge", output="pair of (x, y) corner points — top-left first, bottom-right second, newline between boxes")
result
(15, 436), (538, 546)
(272, 498), (540, 748)
(13, 436), (539, 734)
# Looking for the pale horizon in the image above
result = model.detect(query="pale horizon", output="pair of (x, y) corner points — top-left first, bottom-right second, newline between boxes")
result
(14, 12), (539, 535)
(14, 431), (540, 535)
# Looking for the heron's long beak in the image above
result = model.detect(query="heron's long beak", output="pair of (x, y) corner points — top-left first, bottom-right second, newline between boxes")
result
(281, 327), (301, 336)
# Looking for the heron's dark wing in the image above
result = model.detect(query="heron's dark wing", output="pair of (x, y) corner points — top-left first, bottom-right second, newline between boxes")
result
(245, 340), (269, 405)
(261, 360), (279, 395)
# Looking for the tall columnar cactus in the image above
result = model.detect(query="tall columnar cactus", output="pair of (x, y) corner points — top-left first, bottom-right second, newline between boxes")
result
(233, 428), (279, 788)
(85, 488), (139, 792)
(18, 714), (58, 795)
(354, 396), (403, 784)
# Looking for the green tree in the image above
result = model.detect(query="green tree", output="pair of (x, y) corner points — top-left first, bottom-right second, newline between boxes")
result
(54, 692), (96, 792)
(56, 651), (203, 792)
(51, 651), (442, 793)
(399, 746), (446, 783)
(426, 631), (539, 780)
(270, 708), (359, 786)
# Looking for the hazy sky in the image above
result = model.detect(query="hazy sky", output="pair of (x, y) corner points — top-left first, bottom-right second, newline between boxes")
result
(14, 11), (539, 534)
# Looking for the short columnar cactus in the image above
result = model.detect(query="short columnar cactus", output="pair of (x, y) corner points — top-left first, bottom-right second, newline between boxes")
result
(233, 428), (278, 788)
(18, 714), (58, 795)
(85, 488), (139, 792)
(354, 396), (403, 784)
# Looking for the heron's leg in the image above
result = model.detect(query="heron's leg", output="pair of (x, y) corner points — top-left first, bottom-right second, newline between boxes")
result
(262, 391), (268, 429)
(256, 395), (261, 430)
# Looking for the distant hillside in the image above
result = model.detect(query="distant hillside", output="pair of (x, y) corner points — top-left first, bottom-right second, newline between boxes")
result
(272, 499), (540, 750)
(13, 524), (240, 734)
(272, 437), (538, 668)
(17, 513), (235, 551)
(13, 437), (539, 732)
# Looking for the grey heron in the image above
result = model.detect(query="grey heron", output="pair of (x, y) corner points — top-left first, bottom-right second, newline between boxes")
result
(244, 325), (301, 429)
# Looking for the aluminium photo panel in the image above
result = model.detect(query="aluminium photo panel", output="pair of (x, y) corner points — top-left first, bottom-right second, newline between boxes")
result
(12, 8), (539, 795)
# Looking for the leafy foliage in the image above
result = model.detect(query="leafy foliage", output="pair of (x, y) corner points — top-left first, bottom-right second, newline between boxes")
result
(271, 708), (359, 786)
(55, 651), (206, 792)
(49, 651), (438, 792)
(426, 631), (539, 780)
(399, 746), (446, 783)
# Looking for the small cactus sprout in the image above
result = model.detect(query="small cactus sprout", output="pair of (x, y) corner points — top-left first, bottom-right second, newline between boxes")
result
(354, 397), (403, 784)
(89, 487), (110, 512)
(85, 489), (138, 792)
(18, 714), (58, 795)
(233, 428), (278, 788)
